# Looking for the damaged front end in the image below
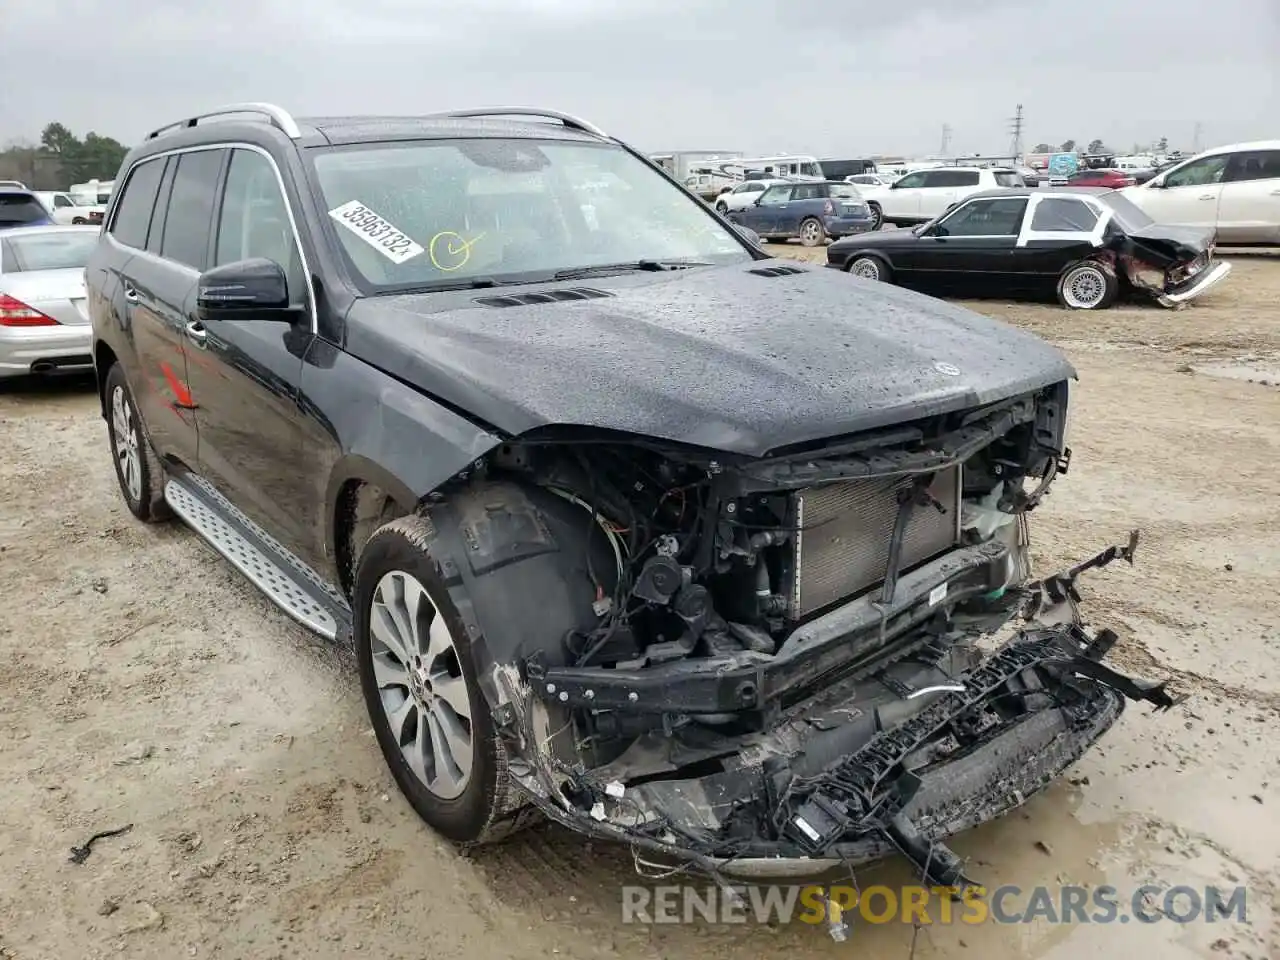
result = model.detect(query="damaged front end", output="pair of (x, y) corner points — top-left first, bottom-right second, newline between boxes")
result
(1112, 225), (1232, 309)
(454, 381), (1178, 877)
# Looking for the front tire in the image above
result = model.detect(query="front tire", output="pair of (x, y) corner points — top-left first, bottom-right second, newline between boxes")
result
(104, 363), (170, 523)
(1057, 260), (1118, 310)
(867, 203), (883, 230)
(354, 515), (524, 844)
(715, 200), (729, 214)
(847, 254), (890, 282)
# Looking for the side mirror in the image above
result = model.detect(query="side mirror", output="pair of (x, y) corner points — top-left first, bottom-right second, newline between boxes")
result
(196, 258), (292, 321)
(1148, 175), (1166, 189)
(734, 225), (763, 247)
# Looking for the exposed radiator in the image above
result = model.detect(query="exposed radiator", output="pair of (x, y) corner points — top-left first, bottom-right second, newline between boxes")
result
(787, 466), (962, 620)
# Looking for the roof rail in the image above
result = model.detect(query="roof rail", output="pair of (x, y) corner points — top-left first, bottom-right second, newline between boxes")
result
(420, 107), (609, 139)
(145, 102), (302, 141)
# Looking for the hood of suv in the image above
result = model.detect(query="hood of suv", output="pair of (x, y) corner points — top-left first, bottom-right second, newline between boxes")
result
(343, 261), (1076, 456)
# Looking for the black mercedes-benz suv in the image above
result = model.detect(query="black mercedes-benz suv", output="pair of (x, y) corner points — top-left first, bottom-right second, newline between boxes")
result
(87, 102), (1174, 881)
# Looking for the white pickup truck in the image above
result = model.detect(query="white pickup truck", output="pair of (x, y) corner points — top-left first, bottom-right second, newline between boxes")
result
(856, 166), (1024, 229)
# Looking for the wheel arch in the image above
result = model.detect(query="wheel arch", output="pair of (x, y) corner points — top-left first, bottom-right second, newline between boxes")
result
(93, 339), (119, 418)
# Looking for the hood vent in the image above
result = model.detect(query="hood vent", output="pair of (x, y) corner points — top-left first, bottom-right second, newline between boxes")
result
(749, 265), (807, 278)
(474, 287), (613, 308)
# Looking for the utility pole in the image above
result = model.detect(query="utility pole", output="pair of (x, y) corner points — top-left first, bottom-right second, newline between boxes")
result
(1008, 104), (1025, 161)
(1192, 121), (1203, 153)
(939, 123), (952, 156)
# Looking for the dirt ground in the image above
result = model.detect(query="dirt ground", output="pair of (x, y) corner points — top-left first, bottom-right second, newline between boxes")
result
(2, 250), (1278, 960)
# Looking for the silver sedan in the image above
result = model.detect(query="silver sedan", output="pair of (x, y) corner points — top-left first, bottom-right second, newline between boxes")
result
(0, 224), (100, 378)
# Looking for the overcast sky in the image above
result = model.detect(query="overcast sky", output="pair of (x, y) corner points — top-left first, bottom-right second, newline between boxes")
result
(3, 0), (1276, 158)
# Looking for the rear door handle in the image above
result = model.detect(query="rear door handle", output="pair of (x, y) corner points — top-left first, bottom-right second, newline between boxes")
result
(1200, 194), (1215, 200)
(123, 283), (138, 303)
(1270, 189), (1280, 196)
(185, 321), (208, 346)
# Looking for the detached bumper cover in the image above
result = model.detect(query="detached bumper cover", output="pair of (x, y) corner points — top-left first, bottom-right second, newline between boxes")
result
(497, 535), (1180, 881)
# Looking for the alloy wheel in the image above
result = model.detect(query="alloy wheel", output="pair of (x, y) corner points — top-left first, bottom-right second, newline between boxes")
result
(111, 385), (142, 502)
(368, 570), (475, 800)
(1062, 266), (1106, 308)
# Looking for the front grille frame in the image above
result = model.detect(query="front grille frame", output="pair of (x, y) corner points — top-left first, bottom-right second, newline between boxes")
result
(786, 466), (963, 621)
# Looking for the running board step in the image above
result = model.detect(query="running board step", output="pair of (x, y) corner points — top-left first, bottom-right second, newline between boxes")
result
(164, 475), (352, 642)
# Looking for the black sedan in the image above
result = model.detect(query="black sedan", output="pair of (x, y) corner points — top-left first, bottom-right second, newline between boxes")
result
(826, 187), (1232, 310)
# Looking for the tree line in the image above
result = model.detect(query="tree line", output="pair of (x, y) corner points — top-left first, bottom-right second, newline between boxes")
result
(0, 123), (129, 189)
(1030, 137), (1171, 156)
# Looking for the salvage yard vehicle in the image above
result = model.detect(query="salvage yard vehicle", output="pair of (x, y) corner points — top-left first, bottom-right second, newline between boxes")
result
(828, 187), (1232, 311)
(855, 166), (1024, 230)
(713, 177), (790, 215)
(0, 225), (99, 378)
(89, 103), (1177, 880)
(727, 180), (874, 245)
(1121, 140), (1280, 245)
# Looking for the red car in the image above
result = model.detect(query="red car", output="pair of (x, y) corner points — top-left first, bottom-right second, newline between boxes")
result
(1066, 168), (1136, 188)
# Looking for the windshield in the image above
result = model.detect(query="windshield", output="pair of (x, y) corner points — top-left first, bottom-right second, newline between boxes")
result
(308, 138), (752, 290)
(0, 230), (98, 271)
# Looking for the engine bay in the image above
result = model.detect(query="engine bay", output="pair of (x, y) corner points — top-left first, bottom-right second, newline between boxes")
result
(434, 379), (1177, 871)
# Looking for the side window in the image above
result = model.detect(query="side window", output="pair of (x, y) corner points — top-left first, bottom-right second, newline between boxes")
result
(893, 171), (928, 189)
(1164, 155), (1229, 188)
(108, 159), (166, 249)
(925, 171), (981, 188)
(1030, 198), (1100, 232)
(792, 184), (823, 201)
(53, 195), (73, 209)
(758, 186), (793, 205)
(1225, 150), (1280, 183)
(145, 159), (176, 255)
(214, 149), (305, 302)
(160, 149), (227, 270)
(938, 198), (1028, 236)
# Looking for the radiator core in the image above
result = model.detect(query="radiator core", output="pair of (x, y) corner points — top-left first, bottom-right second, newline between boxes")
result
(787, 467), (962, 620)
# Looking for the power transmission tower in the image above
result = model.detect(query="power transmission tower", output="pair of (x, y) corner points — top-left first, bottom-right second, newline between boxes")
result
(1008, 104), (1025, 160)
(939, 123), (952, 155)
(1192, 121), (1203, 153)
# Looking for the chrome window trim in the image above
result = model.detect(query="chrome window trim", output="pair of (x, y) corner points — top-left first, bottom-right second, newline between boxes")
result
(105, 142), (317, 335)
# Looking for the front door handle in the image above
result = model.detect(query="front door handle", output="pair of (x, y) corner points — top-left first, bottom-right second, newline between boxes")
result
(123, 283), (138, 303)
(1270, 189), (1280, 196)
(1199, 194), (1215, 200)
(185, 321), (208, 346)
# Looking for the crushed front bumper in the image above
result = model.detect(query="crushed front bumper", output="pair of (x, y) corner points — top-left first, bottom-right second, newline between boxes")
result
(496, 535), (1179, 882)
(1158, 259), (1232, 307)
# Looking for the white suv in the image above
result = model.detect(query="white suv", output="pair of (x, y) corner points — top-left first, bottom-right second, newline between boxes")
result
(1120, 140), (1280, 245)
(858, 167), (1024, 229)
(714, 178), (791, 214)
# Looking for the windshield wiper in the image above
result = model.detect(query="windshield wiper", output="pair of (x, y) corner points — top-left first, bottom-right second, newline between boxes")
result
(400, 276), (505, 293)
(552, 259), (712, 280)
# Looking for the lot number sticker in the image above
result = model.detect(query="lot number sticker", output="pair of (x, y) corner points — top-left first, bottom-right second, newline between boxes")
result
(328, 200), (425, 264)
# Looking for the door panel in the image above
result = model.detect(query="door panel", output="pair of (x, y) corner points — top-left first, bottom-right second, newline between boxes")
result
(184, 146), (317, 558)
(1139, 153), (1229, 228)
(121, 252), (200, 467)
(1218, 150), (1280, 244)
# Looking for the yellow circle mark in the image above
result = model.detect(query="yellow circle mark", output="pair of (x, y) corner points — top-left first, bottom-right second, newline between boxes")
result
(429, 231), (485, 272)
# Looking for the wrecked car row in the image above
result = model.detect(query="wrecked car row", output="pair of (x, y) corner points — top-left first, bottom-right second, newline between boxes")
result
(87, 103), (1181, 882)
(824, 187), (1232, 311)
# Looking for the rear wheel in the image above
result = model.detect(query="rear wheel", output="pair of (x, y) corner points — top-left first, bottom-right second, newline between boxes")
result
(104, 363), (170, 523)
(798, 217), (825, 247)
(715, 200), (729, 214)
(354, 515), (525, 844)
(72, 217), (88, 225)
(867, 203), (883, 230)
(847, 254), (889, 282)
(1057, 260), (1118, 310)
